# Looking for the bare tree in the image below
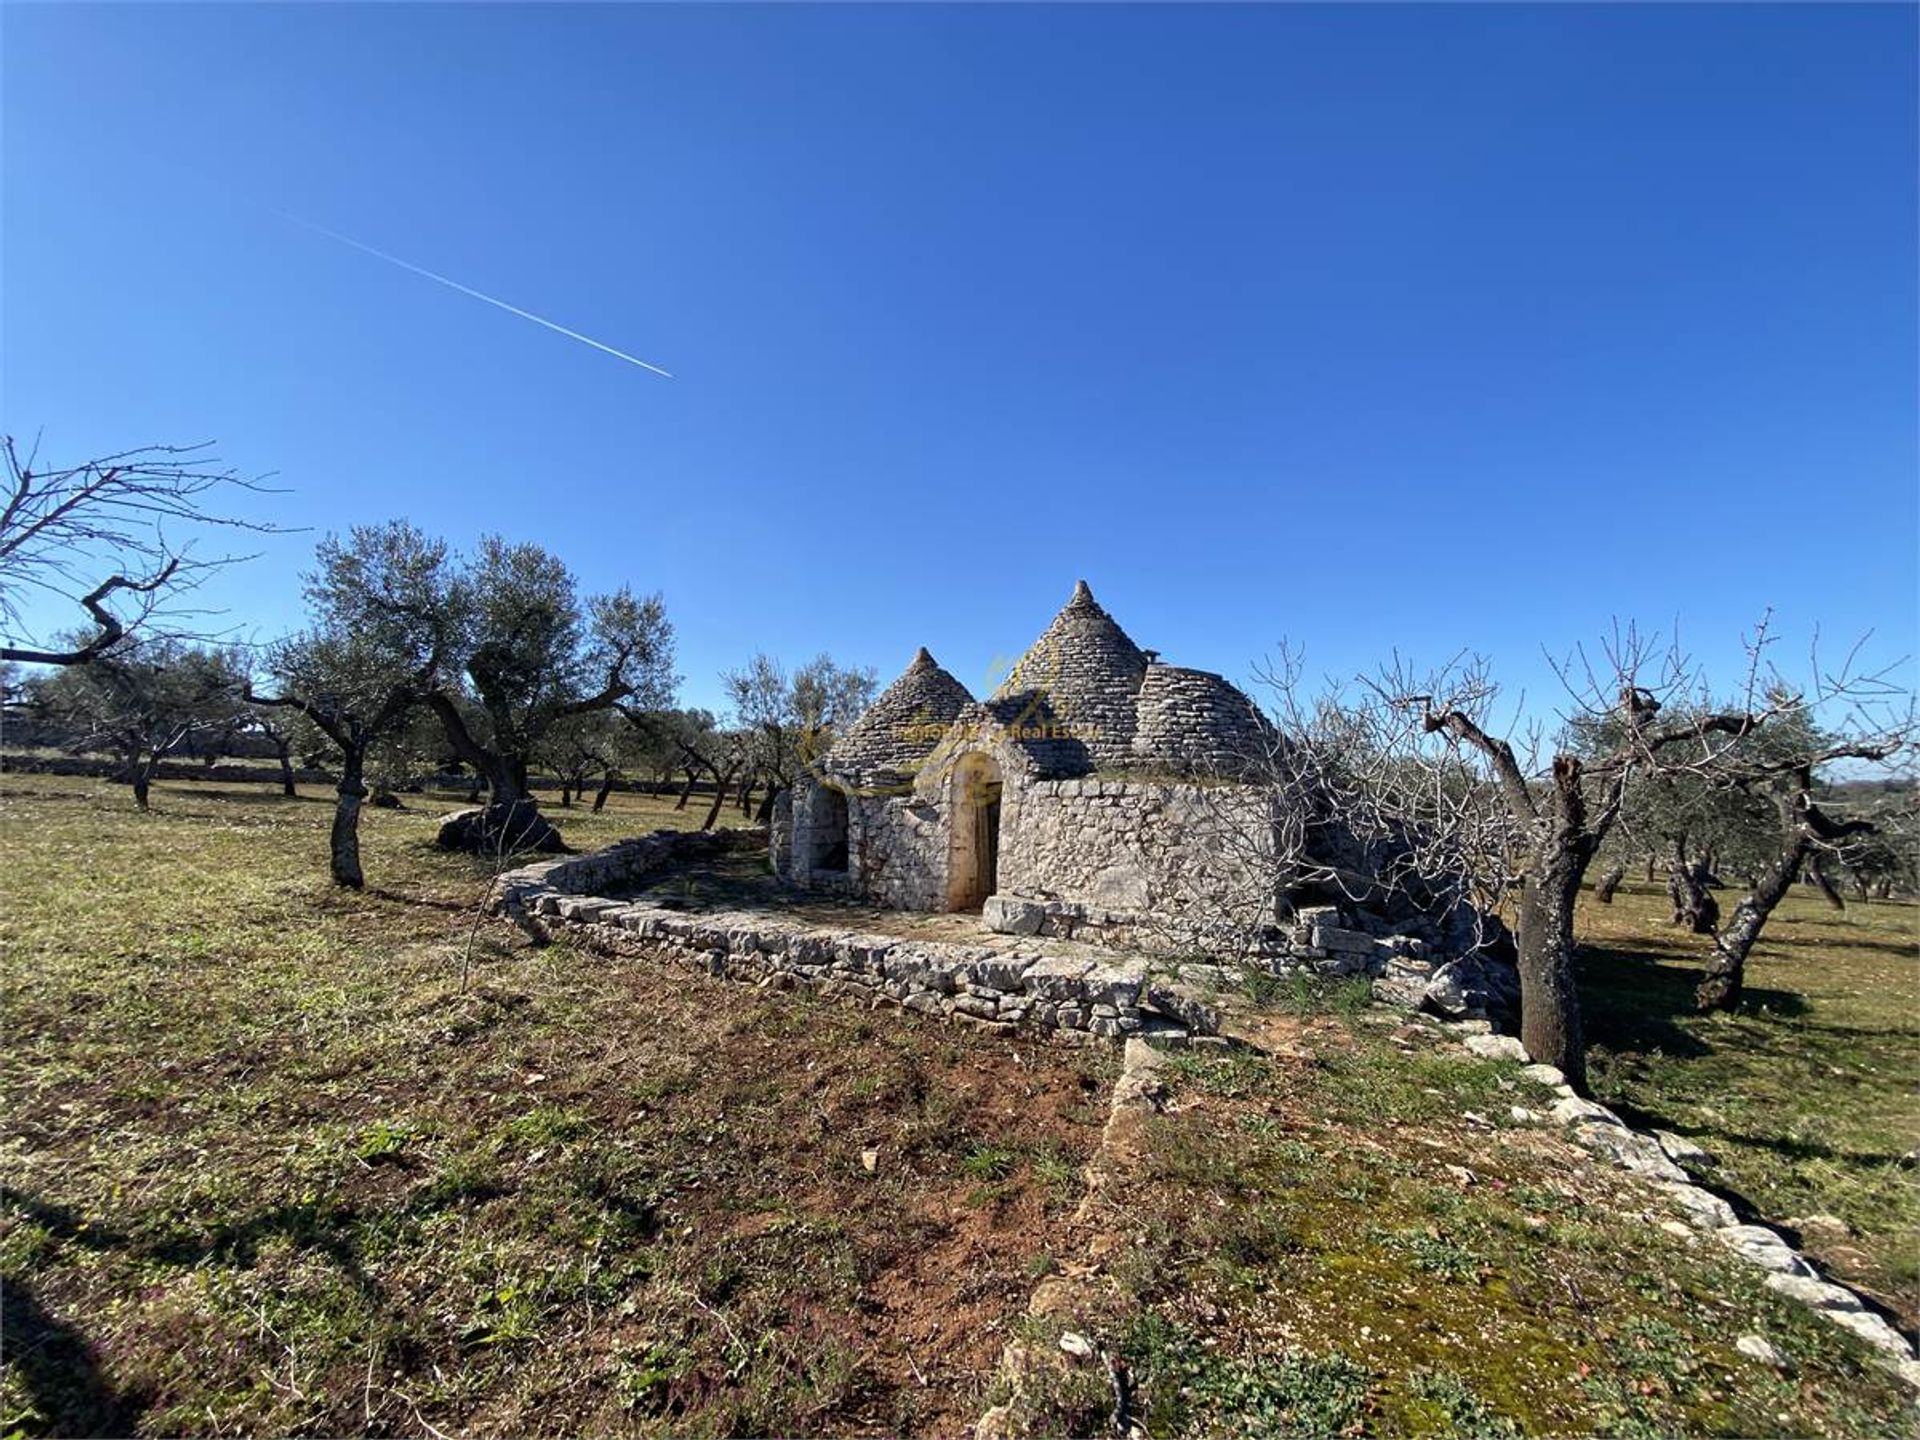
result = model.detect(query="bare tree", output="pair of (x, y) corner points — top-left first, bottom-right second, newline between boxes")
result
(721, 652), (876, 822)
(34, 640), (247, 809)
(0, 436), (281, 666)
(1317, 620), (1857, 1089)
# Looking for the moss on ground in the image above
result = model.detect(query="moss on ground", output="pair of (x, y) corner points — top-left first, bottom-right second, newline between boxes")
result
(1031, 1016), (1914, 1439)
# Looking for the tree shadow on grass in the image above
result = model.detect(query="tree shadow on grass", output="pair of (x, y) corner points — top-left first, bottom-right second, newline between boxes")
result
(0, 1185), (379, 1299)
(1577, 942), (1809, 1064)
(0, 1278), (146, 1438)
(170, 786), (334, 807)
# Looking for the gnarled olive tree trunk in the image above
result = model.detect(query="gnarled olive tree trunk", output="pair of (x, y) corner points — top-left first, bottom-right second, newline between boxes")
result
(1805, 856), (1846, 911)
(1698, 790), (1873, 1013)
(1667, 839), (1719, 934)
(1515, 757), (1594, 1091)
(330, 749), (369, 889)
(1696, 834), (1807, 1012)
(1594, 862), (1625, 904)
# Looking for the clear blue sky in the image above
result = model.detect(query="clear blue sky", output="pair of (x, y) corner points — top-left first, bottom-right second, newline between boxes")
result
(5, 3), (1915, 718)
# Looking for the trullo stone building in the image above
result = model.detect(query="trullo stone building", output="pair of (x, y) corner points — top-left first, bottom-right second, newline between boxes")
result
(773, 581), (1278, 949)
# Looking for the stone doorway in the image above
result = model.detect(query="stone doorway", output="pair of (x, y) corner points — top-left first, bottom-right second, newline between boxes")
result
(947, 753), (1003, 911)
(809, 785), (850, 873)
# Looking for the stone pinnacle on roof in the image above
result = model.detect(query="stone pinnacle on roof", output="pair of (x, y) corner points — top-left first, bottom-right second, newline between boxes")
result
(992, 579), (1151, 770)
(823, 646), (975, 779)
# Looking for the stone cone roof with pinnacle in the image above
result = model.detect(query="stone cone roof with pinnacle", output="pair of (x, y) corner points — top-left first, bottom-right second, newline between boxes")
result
(823, 647), (976, 782)
(992, 579), (1151, 773)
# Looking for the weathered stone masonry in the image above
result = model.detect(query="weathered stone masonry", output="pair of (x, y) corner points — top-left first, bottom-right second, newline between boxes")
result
(487, 827), (1218, 1044)
(777, 581), (1290, 951)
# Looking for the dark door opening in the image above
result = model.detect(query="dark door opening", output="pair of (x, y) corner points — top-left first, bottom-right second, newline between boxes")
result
(948, 754), (1003, 911)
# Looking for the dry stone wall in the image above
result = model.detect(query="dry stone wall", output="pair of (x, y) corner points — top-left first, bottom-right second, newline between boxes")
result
(487, 828), (1210, 1045)
(988, 776), (1279, 951)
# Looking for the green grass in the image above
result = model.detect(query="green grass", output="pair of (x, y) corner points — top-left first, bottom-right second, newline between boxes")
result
(1022, 1028), (1914, 1438)
(5, 774), (1916, 1438)
(1578, 880), (1920, 1327)
(0, 776), (1104, 1437)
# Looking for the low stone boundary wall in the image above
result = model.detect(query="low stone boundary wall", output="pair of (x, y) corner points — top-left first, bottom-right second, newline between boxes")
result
(1453, 1026), (1920, 1389)
(487, 829), (1209, 1044)
(0, 753), (332, 787)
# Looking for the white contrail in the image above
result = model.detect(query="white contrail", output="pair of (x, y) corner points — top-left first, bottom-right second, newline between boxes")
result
(273, 209), (673, 378)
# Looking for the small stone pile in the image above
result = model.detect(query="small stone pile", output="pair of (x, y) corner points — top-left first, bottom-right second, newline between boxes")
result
(1251, 904), (1522, 1022)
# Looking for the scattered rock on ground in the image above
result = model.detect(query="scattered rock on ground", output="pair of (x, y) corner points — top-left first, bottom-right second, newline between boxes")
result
(1736, 1334), (1789, 1368)
(1463, 1033), (1528, 1062)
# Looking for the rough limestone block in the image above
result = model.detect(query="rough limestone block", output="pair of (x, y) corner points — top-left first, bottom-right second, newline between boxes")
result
(1518, 1062), (1565, 1088)
(967, 954), (1034, 992)
(1735, 1335), (1787, 1368)
(1764, 1272), (1865, 1313)
(1570, 1122), (1689, 1183)
(1372, 975), (1427, 1010)
(1715, 1225), (1813, 1277)
(889, 948), (958, 995)
(1463, 1033), (1529, 1063)
(1550, 1095), (1621, 1127)
(1312, 925), (1379, 957)
(1022, 956), (1096, 1000)
(1819, 1307), (1915, 1359)
(1145, 982), (1222, 1037)
(982, 895), (1045, 937)
(1081, 962), (1146, 1010)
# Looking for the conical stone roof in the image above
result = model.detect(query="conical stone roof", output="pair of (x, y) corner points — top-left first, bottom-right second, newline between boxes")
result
(1130, 663), (1273, 777)
(992, 580), (1149, 772)
(823, 647), (975, 782)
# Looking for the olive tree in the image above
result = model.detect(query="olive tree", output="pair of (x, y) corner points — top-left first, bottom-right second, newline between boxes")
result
(424, 537), (674, 847)
(251, 523), (462, 888)
(34, 639), (247, 809)
(1692, 679), (1913, 1012)
(721, 652), (876, 821)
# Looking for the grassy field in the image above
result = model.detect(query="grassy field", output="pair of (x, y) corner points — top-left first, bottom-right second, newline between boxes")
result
(0, 776), (1111, 1436)
(3, 773), (1915, 1437)
(1014, 1011), (1914, 1438)
(1579, 882), (1920, 1331)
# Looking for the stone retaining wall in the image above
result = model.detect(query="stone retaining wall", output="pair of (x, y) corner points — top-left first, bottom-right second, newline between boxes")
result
(487, 827), (1210, 1045)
